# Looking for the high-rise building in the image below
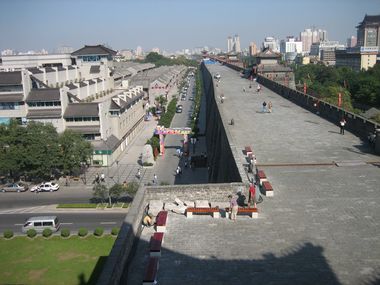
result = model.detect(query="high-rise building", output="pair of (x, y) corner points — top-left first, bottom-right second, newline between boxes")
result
(135, 46), (143, 57)
(280, 37), (303, 54)
(300, 28), (327, 53)
(233, 34), (241, 53)
(263, 37), (279, 52)
(249, 42), (257, 56)
(227, 36), (233, 53)
(1, 49), (16, 56)
(151, 47), (160, 54)
(346, 36), (357, 48)
(356, 14), (380, 49)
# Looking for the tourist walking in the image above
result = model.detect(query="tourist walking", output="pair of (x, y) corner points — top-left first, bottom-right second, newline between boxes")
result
(100, 173), (105, 183)
(248, 183), (257, 208)
(268, 101), (273, 113)
(262, 101), (267, 113)
(339, 118), (346, 135)
(137, 169), (141, 180)
(153, 174), (158, 185)
(228, 194), (239, 221)
(257, 84), (261, 93)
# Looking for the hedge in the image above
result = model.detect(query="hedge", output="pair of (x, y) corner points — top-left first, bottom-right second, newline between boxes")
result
(42, 228), (53, 238)
(111, 227), (119, 236)
(78, 228), (88, 237)
(3, 230), (13, 239)
(61, 228), (70, 238)
(27, 229), (37, 238)
(94, 227), (104, 237)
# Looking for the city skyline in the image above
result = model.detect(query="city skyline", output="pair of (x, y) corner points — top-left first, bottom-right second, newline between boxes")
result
(0, 0), (379, 53)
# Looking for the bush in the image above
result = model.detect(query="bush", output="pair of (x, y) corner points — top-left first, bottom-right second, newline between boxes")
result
(143, 162), (153, 167)
(61, 228), (70, 238)
(94, 227), (104, 237)
(3, 230), (14, 239)
(78, 228), (88, 237)
(111, 227), (119, 236)
(27, 229), (37, 238)
(42, 228), (53, 238)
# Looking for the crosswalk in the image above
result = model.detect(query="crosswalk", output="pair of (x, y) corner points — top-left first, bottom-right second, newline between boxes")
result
(0, 205), (54, 214)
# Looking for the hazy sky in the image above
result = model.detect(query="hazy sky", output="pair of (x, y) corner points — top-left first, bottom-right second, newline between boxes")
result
(0, 0), (379, 53)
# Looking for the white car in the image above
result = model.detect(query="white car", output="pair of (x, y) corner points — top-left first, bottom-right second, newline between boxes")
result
(31, 182), (60, 192)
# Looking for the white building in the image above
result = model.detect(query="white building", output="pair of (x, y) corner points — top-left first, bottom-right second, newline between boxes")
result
(300, 28), (328, 53)
(227, 37), (233, 53)
(263, 37), (280, 52)
(280, 37), (303, 54)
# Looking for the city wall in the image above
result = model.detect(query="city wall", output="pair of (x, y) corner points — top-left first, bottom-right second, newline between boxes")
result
(222, 61), (380, 154)
(96, 182), (246, 285)
(201, 63), (245, 183)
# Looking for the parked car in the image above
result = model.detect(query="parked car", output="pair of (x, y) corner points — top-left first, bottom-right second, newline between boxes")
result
(31, 182), (60, 192)
(176, 105), (183, 113)
(1, 182), (28, 193)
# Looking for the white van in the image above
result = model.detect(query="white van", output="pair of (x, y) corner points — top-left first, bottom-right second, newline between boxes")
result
(22, 216), (60, 233)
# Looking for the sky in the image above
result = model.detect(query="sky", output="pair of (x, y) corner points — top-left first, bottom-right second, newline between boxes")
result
(0, 0), (379, 53)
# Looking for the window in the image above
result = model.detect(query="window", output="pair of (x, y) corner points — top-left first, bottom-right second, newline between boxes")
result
(43, 221), (53, 226)
(34, 222), (42, 227)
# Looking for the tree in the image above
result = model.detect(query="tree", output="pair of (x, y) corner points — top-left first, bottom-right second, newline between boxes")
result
(58, 130), (93, 175)
(124, 181), (139, 198)
(109, 183), (125, 202)
(156, 95), (167, 107)
(93, 184), (109, 205)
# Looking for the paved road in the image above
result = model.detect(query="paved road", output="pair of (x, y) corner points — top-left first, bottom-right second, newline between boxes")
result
(0, 212), (125, 234)
(154, 76), (208, 185)
(0, 186), (94, 210)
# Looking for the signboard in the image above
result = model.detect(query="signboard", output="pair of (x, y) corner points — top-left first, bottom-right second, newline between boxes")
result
(93, 150), (112, 155)
(154, 126), (192, 135)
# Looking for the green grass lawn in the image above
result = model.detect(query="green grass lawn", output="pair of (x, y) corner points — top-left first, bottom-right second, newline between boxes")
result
(0, 235), (116, 285)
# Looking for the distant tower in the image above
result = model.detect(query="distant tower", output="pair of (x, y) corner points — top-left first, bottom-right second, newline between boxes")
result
(346, 36), (357, 48)
(136, 46), (143, 57)
(227, 36), (233, 53)
(249, 42), (257, 56)
(234, 34), (241, 53)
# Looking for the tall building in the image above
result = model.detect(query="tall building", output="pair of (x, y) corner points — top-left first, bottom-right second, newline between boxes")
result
(233, 34), (241, 53)
(346, 36), (357, 48)
(227, 36), (233, 53)
(263, 37), (279, 52)
(1, 49), (16, 56)
(135, 46), (143, 57)
(280, 37), (303, 54)
(356, 14), (380, 49)
(249, 42), (257, 56)
(300, 28), (327, 53)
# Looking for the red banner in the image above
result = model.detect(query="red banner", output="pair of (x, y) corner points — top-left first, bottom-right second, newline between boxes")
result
(338, 93), (342, 107)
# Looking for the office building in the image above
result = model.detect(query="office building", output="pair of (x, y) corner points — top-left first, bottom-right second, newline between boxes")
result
(263, 37), (279, 53)
(347, 36), (357, 48)
(356, 14), (380, 50)
(300, 28), (327, 53)
(249, 42), (257, 56)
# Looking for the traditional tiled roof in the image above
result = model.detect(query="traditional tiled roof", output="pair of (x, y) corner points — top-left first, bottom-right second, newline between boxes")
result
(92, 134), (119, 151)
(66, 125), (100, 134)
(67, 65), (76, 70)
(64, 103), (99, 118)
(28, 67), (43, 74)
(357, 14), (380, 27)
(72, 45), (117, 56)
(57, 66), (66, 71)
(27, 88), (61, 102)
(66, 83), (77, 90)
(27, 108), (62, 119)
(88, 80), (96, 85)
(0, 93), (24, 102)
(0, 71), (22, 85)
(256, 48), (281, 59)
(45, 67), (55, 73)
(79, 81), (87, 88)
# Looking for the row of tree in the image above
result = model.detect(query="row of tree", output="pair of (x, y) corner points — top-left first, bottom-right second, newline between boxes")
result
(142, 52), (198, 67)
(294, 63), (380, 117)
(0, 121), (93, 181)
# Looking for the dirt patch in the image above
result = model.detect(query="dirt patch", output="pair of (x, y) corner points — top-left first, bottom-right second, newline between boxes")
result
(29, 268), (48, 281)
(58, 252), (90, 261)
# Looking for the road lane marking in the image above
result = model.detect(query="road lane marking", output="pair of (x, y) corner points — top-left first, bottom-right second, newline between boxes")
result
(14, 224), (24, 226)
(61, 222), (73, 225)
(100, 222), (116, 225)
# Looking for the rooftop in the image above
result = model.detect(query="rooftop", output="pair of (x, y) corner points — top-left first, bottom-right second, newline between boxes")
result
(71, 44), (117, 56)
(64, 103), (99, 118)
(0, 71), (22, 85)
